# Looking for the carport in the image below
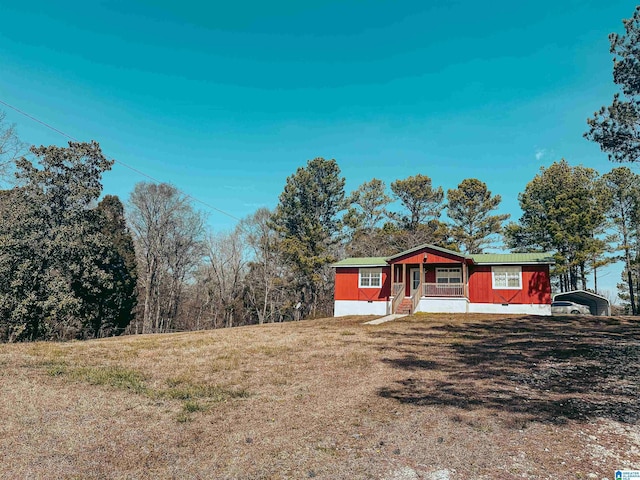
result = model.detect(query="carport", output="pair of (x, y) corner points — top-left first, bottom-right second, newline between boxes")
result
(553, 290), (610, 316)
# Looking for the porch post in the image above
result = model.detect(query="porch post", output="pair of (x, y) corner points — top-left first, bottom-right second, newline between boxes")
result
(419, 261), (424, 297)
(402, 263), (406, 296)
(462, 261), (468, 298)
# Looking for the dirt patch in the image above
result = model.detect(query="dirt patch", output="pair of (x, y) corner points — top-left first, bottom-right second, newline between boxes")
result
(0, 314), (639, 478)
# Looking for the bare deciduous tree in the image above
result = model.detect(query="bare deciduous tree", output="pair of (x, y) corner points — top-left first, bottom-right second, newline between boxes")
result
(240, 208), (288, 324)
(204, 228), (246, 328)
(128, 182), (205, 333)
(0, 111), (27, 185)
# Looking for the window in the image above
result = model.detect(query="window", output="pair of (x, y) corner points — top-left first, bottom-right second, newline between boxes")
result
(359, 268), (382, 288)
(436, 268), (462, 284)
(492, 266), (522, 289)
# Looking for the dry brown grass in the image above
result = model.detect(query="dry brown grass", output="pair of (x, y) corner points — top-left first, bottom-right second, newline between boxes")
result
(1, 313), (640, 479)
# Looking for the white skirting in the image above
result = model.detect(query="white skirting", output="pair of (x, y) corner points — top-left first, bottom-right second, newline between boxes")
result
(467, 303), (551, 315)
(334, 299), (551, 316)
(334, 300), (389, 316)
(417, 297), (469, 313)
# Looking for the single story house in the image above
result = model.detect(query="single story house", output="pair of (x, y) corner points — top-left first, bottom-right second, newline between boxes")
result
(332, 244), (555, 316)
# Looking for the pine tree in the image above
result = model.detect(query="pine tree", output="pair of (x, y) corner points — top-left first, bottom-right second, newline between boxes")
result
(271, 157), (346, 318)
(586, 6), (640, 163)
(343, 178), (392, 256)
(447, 178), (509, 253)
(505, 160), (607, 292)
(390, 174), (444, 231)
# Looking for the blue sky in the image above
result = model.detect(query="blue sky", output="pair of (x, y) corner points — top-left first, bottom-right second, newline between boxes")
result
(0, 0), (637, 295)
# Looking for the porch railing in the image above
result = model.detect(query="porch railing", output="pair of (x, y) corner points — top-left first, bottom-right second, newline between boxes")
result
(422, 283), (464, 297)
(391, 282), (405, 314)
(411, 285), (421, 313)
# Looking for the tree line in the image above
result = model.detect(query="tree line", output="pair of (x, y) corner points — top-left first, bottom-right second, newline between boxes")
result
(1, 6), (640, 340)
(4, 141), (640, 339)
(128, 158), (513, 332)
(0, 137), (518, 338)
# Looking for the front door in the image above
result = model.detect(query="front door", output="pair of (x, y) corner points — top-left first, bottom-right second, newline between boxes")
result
(410, 268), (421, 297)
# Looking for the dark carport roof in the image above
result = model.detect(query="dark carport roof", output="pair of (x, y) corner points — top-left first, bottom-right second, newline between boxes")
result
(553, 290), (610, 316)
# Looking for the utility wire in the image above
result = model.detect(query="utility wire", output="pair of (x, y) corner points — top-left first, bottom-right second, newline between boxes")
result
(0, 98), (241, 222)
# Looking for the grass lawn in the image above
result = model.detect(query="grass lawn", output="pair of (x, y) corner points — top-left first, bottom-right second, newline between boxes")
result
(1, 314), (639, 479)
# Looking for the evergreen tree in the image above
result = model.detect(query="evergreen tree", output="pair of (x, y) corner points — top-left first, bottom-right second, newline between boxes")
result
(601, 167), (640, 312)
(386, 174), (453, 251)
(344, 178), (391, 233)
(505, 160), (607, 291)
(390, 174), (444, 231)
(92, 195), (138, 336)
(0, 141), (135, 341)
(343, 178), (392, 256)
(586, 7), (640, 163)
(271, 157), (346, 318)
(447, 178), (510, 253)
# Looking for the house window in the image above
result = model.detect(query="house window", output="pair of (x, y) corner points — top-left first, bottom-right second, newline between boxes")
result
(359, 268), (382, 288)
(436, 268), (462, 284)
(492, 266), (522, 289)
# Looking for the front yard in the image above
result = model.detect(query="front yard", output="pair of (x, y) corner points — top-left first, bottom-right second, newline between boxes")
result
(0, 313), (638, 478)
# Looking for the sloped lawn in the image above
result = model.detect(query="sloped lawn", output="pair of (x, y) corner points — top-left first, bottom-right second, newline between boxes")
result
(0, 314), (638, 478)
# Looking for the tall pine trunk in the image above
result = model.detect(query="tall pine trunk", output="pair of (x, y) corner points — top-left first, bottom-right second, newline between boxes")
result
(623, 223), (636, 314)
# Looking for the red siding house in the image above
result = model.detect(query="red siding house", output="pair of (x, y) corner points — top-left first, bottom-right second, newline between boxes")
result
(332, 244), (554, 316)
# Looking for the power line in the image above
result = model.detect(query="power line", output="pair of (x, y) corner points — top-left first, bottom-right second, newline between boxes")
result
(0, 98), (242, 222)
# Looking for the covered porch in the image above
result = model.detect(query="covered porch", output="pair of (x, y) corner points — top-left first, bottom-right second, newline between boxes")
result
(390, 261), (469, 315)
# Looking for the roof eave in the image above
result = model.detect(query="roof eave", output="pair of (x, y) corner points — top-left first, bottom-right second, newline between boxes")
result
(474, 261), (556, 265)
(331, 263), (388, 268)
(385, 243), (471, 262)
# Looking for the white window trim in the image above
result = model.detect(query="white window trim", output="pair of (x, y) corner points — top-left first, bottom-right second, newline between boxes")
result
(492, 266), (522, 290)
(359, 268), (382, 288)
(436, 267), (462, 284)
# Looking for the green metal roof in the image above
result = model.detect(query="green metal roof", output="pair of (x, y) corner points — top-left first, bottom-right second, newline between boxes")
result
(470, 252), (555, 264)
(332, 251), (555, 267)
(331, 257), (388, 267)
